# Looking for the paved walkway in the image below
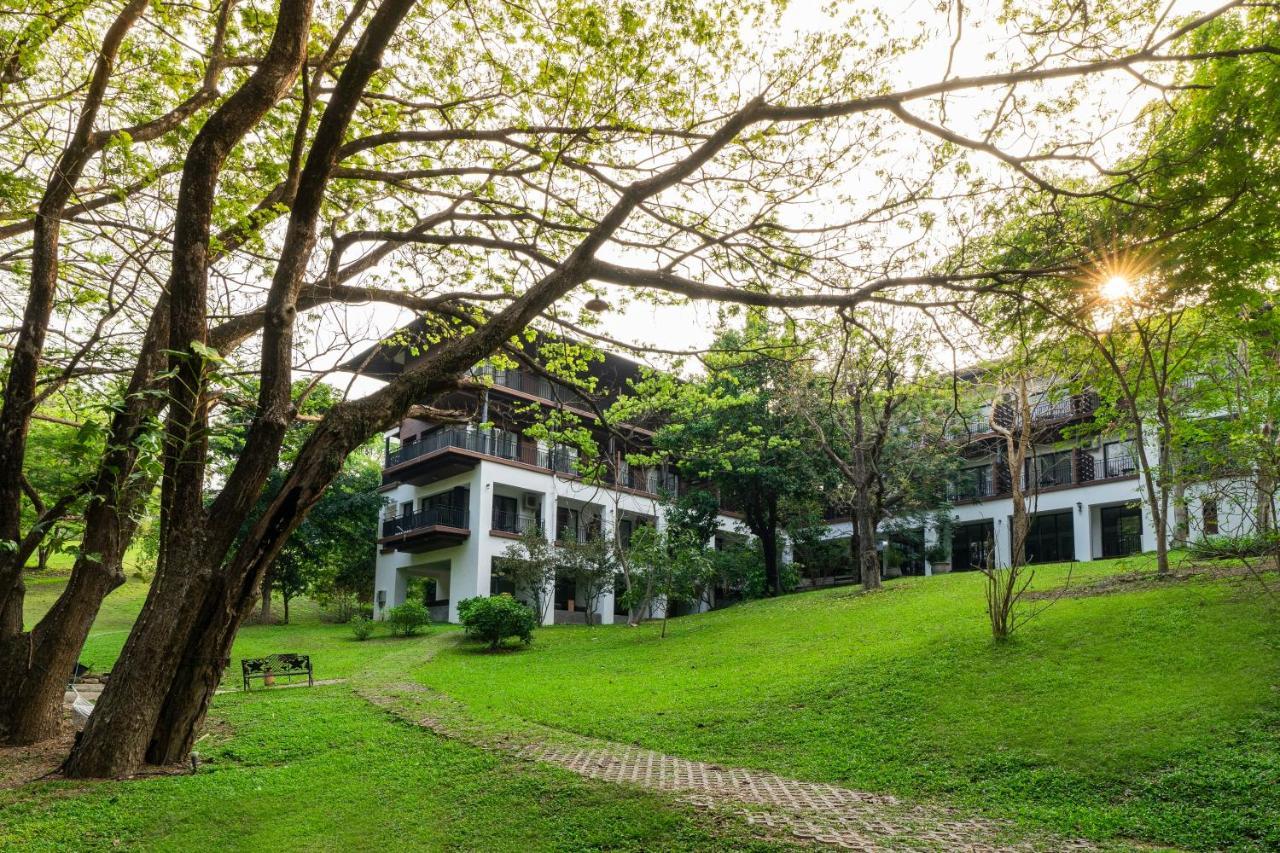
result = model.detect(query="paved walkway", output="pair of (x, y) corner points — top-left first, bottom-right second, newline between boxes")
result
(358, 678), (1093, 851)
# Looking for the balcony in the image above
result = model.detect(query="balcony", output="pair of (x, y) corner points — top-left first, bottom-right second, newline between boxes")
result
(1100, 454), (1138, 479)
(951, 475), (995, 502)
(492, 506), (542, 536)
(384, 427), (681, 497)
(1028, 392), (1098, 425)
(380, 504), (470, 553)
(1024, 455), (1074, 490)
(470, 366), (595, 410)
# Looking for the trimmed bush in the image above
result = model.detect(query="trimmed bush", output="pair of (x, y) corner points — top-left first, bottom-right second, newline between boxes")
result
(349, 615), (375, 641)
(385, 600), (431, 637)
(457, 594), (536, 650)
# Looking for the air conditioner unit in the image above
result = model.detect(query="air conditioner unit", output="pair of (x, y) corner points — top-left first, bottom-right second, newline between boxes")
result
(522, 494), (540, 510)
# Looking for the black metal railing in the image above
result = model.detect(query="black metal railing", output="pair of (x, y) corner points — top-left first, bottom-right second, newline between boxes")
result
(386, 428), (519, 468)
(1101, 454), (1138, 479)
(1025, 456), (1073, 489)
(470, 366), (595, 409)
(950, 473), (995, 501)
(382, 504), (469, 537)
(492, 506), (520, 533)
(385, 428), (681, 497)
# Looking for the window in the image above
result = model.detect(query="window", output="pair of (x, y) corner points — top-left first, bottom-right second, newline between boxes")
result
(1203, 498), (1219, 535)
(493, 494), (519, 533)
(556, 506), (580, 542)
(953, 466), (991, 500)
(1024, 511), (1075, 564)
(1103, 441), (1136, 478)
(1025, 451), (1072, 489)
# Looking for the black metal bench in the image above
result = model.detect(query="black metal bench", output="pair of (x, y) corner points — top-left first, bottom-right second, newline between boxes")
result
(241, 653), (313, 691)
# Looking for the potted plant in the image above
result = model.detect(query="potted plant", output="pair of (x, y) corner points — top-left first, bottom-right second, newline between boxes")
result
(926, 543), (951, 574)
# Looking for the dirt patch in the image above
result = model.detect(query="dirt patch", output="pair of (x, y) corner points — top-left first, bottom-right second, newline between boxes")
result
(0, 725), (74, 789)
(1025, 562), (1275, 601)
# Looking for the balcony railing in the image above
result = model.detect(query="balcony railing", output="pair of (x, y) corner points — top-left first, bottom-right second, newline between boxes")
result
(382, 504), (469, 537)
(950, 476), (995, 501)
(1101, 454), (1138, 479)
(386, 428), (519, 468)
(492, 506), (521, 534)
(470, 366), (595, 409)
(1025, 457), (1073, 490)
(385, 428), (680, 496)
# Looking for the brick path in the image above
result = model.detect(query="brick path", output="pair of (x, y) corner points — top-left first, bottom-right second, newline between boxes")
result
(359, 680), (1093, 851)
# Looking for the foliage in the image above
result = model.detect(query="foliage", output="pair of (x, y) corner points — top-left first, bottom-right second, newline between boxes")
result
(318, 590), (371, 624)
(457, 594), (536, 650)
(1188, 531), (1280, 561)
(349, 615), (375, 641)
(558, 534), (616, 626)
(385, 601), (431, 638)
(616, 315), (824, 597)
(497, 527), (559, 623)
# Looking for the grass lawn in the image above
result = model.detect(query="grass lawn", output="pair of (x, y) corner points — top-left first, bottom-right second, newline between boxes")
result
(5, 573), (788, 852)
(414, 555), (1280, 850)
(6, 554), (1279, 850)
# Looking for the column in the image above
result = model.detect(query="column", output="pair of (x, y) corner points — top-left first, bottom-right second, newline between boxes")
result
(597, 502), (616, 625)
(540, 488), (557, 626)
(992, 515), (1012, 568)
(1072, 501), (1093, 562)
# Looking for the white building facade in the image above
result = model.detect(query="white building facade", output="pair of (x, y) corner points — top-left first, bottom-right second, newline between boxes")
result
(817, 391), (1257, 574)
(372, 434), (750, 624)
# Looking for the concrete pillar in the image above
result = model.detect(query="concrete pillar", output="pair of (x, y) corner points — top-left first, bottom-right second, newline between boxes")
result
(1072, 501), (1093, 562)
(993, 515), (1012, 568)
(598, 502), (616, 625)
(923, 521), (938, 576)
(541, 488), (557, 626)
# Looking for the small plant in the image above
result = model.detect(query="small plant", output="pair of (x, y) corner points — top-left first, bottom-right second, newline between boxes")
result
(385, 600), (431, 637)
(457, 594), (536, 650)
(349, 614), (375, 641)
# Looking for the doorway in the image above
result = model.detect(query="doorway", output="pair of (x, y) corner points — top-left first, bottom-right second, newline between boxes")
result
(1100, 504), (1143, 557)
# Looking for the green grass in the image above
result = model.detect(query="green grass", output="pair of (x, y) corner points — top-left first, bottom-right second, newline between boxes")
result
(6, 574), (787, 851)
(8, 555), (1279, 850)
(1, 686), (784, 851)
(414, 557), (1280, 850)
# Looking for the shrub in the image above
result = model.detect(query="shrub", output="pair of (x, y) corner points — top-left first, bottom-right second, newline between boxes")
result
(1189, 531), (1280, 561)
(349, 614), (375, 641)
(320, 590), (370, 623)
(457, 594), (536, 650)
(385, 600), (431, 637)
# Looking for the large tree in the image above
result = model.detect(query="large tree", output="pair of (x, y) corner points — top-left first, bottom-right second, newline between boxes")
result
(0, 0), (1270, 777)
(628, 315), (826, 596)
(786, 310), (958, 590)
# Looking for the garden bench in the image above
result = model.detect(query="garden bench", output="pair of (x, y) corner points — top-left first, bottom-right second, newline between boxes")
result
(241, 653), (313, 691)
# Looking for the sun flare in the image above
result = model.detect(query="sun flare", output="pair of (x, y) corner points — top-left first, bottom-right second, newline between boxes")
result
(1100, 274), (1133, 302)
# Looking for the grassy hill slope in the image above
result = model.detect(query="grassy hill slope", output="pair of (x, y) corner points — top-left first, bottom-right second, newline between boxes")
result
(415, 558), (1280, 849)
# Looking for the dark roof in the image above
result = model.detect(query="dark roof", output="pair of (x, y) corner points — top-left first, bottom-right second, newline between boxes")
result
(337, 315), (650, 391)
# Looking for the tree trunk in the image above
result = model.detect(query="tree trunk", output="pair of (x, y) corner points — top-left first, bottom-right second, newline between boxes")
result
(0, 505), (134, 743)
(759, 526), (780, 596)
(63, 0), (314, 779)
(856, 491), (881, 591)
(260, 572), (273, 623)
(282, 593), (290, 625)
